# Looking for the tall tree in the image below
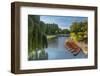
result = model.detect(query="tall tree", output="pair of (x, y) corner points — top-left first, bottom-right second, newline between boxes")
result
(28, 15), (48, 60)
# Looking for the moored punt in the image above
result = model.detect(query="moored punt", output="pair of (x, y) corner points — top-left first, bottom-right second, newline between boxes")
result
(64, 39), (81, 56)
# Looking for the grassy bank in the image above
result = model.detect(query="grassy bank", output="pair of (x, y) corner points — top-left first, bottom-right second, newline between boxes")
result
(47, 35), (57, 40)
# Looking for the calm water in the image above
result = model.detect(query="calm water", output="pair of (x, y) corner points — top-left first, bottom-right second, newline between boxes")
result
(45, 37), (87, 60)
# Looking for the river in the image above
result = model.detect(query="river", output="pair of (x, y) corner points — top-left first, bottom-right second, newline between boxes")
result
(45, 37), (87, 60)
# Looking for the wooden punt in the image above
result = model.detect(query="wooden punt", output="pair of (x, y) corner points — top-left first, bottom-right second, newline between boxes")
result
(64, 39), (81, 56)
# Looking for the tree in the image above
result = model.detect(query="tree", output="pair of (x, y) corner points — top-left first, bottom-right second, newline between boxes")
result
(70, 21), (88, 43)
(70, 22), (81, 34)
(45, 23), (59, 35)
(28, 15), (48, 60)
(61, 29), (70, 34)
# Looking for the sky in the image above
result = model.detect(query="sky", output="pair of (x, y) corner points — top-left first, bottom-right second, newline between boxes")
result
(40, 15), (88, 29)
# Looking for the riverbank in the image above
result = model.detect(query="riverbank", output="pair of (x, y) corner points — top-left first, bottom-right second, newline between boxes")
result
(47, 35), (57, 40)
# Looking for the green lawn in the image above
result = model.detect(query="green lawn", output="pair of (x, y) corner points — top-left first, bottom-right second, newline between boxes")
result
(47, 35), (57, 40)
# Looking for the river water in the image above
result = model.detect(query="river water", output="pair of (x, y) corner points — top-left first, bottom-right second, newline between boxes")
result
(45, 37), (87, 60)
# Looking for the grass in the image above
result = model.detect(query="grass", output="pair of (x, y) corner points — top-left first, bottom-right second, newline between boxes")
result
(47, 35), (57, 40)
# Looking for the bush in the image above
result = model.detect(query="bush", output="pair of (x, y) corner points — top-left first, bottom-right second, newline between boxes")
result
(70, 32), (87, 42)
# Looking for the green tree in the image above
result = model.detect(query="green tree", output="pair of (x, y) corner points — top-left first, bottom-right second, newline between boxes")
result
(28, 15), (48, 60)
(70, 21), (88, 43)
(70, 22), (80, 34)
(61, 29), (70, 34)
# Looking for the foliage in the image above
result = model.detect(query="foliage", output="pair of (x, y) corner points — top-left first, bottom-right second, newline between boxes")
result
(45, 23), (59, 35)
(38, 49), (48, 60)
(60, 29), (70, 34)
(70, 21), (88, 43)
(28, 15), (48, 60)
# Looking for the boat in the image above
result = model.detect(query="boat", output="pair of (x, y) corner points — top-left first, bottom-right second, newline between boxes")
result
(64, 39), (81, 56)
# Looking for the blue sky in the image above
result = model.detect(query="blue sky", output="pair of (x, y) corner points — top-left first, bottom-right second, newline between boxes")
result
(40, 15), (87, 29)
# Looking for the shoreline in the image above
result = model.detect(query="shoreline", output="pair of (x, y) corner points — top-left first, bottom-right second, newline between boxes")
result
(47, 35), (57, 40)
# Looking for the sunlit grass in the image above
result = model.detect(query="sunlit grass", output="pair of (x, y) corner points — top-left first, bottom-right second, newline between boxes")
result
(47, 35), (57, 40)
